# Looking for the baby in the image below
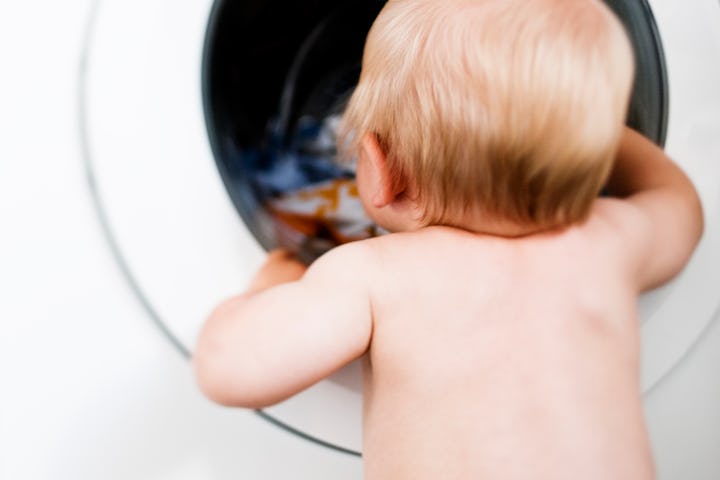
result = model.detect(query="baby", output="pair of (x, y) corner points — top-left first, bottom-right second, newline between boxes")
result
(194, 0), (704, 478)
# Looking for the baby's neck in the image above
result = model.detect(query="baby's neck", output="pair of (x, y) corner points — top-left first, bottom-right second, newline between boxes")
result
(441, 215), (552, 238)
(378, 200), (561, 238)
(407, 210), (558, 238)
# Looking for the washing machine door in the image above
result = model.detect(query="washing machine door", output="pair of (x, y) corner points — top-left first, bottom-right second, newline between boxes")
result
(83, 0), (720, 456)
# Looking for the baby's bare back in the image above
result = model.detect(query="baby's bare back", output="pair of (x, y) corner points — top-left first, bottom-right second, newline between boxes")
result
(361, 220), (654, 479)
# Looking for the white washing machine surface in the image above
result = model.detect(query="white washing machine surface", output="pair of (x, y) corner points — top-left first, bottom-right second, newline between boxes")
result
(80, 0), (720, 475)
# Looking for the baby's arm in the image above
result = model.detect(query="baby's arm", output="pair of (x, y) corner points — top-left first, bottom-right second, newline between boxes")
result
(193, 244), (373, 408)
(603, 127), (704, 291)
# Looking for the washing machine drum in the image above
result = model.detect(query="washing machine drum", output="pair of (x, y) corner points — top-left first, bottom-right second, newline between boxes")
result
(84, 0), (720, 457)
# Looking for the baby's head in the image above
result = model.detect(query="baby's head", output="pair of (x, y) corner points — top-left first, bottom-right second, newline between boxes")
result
(340, 0), (634, 233)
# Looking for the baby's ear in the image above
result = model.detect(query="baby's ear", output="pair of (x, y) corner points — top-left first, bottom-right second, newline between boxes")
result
(361, 134), (405, 208)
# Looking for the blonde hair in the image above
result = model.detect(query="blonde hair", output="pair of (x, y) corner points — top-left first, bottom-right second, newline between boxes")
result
(340, 0), (635, 228)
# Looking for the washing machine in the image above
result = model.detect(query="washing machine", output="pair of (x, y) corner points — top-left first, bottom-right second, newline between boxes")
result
(80, 0), (720, 477)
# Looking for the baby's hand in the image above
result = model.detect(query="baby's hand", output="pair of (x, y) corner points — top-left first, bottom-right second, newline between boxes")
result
(247, 249), (308, 294)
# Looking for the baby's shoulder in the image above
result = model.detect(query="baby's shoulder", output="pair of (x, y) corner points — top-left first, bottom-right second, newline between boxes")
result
(310, 238), (379, 278)
(561, 198), (656, 279)
(581, 197), (654, 251)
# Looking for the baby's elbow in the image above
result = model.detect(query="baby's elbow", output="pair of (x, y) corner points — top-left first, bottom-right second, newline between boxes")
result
(663, 187), (705, 285)
(193, 302), (253, 406)
(193, 353), (232, 406)
(193, 353), (276, 409)
(673, 177), (705, 250)
(193, 333), (292, 409)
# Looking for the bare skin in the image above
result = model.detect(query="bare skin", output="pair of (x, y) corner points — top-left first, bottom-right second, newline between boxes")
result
(194, 128), (703, 479)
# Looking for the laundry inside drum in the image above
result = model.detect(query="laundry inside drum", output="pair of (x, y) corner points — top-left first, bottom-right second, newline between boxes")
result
(203, 0), (667, 263)
(203, 0), (386, 262)
(249, 66), (381, 261)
